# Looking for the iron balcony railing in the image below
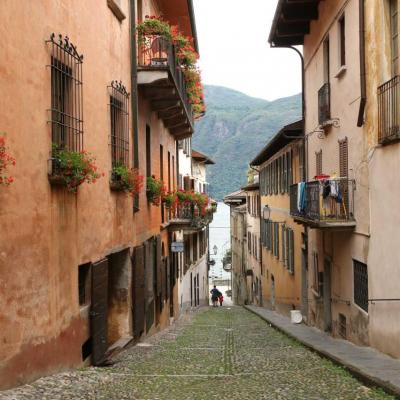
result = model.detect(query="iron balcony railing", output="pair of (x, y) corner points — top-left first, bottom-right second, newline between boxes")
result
(378, 75), (400, 144)
(318, 82), (331, 125)
(138, 34), (193, 126)
(170, 203), (214, 228)
(290, 178), (355, 224)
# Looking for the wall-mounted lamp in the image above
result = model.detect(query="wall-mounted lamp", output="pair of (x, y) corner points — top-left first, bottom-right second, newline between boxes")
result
(263, 205), (271, 221)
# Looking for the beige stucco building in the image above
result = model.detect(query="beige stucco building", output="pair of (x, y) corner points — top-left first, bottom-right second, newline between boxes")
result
(269, 0), (400, 358)
(251, 121), (305, 316)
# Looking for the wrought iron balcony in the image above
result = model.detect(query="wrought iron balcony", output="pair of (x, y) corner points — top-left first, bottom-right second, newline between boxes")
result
(168, 203), (213, 231)
(378, 75), (400, 144)
(290, 179), (356, 229)
(137, 35), (193, 139)
(318, 82), (331, 125)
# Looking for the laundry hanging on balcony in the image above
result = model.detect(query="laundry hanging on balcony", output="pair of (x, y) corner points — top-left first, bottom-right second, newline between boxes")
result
(297, 182), (306, 212)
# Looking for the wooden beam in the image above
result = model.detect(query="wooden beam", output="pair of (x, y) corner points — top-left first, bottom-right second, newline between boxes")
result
(158, 109), (184, 121)
(164, 117), (188, 129)
(143, 86), (177, 100)
(171, 125), (192, 136)
(151, 100), (180, 112)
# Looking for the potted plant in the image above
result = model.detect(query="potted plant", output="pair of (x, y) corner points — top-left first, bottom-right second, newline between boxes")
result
(49, 145), (103, 193)
(137, 16), (172, 42)
(162, 191), (176, 209)
(111, 165), (144, 196)
(0, 134), (15, 186)
(146, 175), (165, 206)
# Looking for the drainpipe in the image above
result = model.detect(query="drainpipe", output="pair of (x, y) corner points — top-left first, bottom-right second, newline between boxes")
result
(357, 0), (366, 127)
(130, 0), (140, 211)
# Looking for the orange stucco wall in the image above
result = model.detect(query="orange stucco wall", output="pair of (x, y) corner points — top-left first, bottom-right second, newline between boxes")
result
(0, 0), (185, 388)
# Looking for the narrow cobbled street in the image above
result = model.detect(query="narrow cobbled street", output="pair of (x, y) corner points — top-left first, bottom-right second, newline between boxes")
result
(1, 307), (393, 400)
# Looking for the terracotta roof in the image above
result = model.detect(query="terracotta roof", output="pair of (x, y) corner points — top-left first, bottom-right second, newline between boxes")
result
(241, 182), (260, 191)
(223, 189), (246, 205)
(192, 149), (215, 165)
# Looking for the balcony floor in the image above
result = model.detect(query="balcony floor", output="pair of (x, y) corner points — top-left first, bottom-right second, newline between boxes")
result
(293, 215), (356, 230)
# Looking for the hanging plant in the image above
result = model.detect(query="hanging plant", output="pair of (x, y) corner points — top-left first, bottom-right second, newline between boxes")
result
(162, 191), (177, 209)
(50, 144), (103, 193)
(146, 175), (165, 206)
(0, 134), (15, 186)
(111, 165), (144, 196)
(137, 16), (172, 43)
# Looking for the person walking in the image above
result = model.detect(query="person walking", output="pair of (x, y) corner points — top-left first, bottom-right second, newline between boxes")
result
(210, 285), (221, 307)
(219, 294), (224, 307)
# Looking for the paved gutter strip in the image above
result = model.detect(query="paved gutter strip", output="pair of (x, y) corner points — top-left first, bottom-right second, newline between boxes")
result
(244, 305), (400, 399)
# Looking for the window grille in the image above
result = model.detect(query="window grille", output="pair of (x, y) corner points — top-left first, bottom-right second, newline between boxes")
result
(47, 34), (83, 153)
(354, 260), (368, 312)
(338, 313), (347, 338)
(109, 80), (129, 168)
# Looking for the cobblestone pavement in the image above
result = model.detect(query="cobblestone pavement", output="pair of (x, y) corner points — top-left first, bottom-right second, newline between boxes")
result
(0, 307), (395, 400)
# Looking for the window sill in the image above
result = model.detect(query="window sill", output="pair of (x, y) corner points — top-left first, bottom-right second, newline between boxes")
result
(107, 0), (126, 21)
(334, 65), (347, 79)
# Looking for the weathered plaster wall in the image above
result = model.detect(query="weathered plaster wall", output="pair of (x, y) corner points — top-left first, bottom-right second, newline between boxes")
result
(0, 0), (135, 388)
(364, 0), (400, 358)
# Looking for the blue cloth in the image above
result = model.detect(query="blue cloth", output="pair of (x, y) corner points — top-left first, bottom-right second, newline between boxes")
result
(298, 182), (306, 212)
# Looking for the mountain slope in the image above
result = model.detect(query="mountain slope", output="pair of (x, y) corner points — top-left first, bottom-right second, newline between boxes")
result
(193, 86), (301, 200)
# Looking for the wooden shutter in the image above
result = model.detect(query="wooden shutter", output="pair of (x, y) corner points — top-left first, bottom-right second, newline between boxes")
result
(144, 240), (154, 304)
(183, 176), (190, 190)
(283, 153), (287, 193)
(339, 138), (348, 177)
(288, 229), (294, 274)
(91, 258), (109, 365)
(316, 150), (323, 176)
(132, 245), (145, 339)
(288, 150), (293, 187)
(156, 235), (162, 296)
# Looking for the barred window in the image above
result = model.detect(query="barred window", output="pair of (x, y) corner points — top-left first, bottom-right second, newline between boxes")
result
(109, 81), (129, 168)
(354, 260), (368, 312)
(47, 34), (83, 152)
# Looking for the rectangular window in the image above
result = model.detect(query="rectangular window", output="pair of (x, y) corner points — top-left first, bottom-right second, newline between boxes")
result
(160, 145), (164, 180)
(109, 81), (129, 169)
(146, 125), (151, 177)
(339, 15), (346, 67)
(193, 233), (198, 262)
(282, 153), (287, 193)
(323, 37), (330, 84)
(167, 151), (171, 191)
(354, 260), (368, 312)
(48, 34), (83, 154)
(391, 0), (399, 76)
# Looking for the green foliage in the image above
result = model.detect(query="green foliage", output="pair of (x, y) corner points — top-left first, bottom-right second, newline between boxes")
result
(52, 144), (102, 193)
(193, 86), (301, 200)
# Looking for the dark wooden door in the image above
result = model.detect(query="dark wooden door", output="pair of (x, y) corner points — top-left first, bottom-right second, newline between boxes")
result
(323, 258), (332, 332)
(91, 258), (108, 365)
(132, 245), (145, 339)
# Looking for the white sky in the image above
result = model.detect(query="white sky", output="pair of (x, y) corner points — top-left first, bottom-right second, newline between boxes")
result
(193, 0), (302, 101)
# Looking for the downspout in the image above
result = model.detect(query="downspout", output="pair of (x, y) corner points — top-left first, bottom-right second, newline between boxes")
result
(357, 0), (366, 127)
(130, 0), (140, 211)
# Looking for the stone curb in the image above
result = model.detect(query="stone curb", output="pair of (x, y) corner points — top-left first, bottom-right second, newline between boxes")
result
(244, 305), (400, 399)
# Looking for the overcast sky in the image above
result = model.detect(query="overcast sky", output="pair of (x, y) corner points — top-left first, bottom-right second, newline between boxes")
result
(193, 0), (302, 101)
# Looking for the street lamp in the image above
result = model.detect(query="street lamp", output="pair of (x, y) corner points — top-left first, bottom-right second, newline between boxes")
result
(212, 245), (218, 255)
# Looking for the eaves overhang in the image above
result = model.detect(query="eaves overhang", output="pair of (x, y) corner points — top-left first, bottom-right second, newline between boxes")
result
(268, 0), (322, 47)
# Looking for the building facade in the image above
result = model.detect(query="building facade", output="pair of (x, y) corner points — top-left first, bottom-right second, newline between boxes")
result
(224, 190), (247, 305)
(269, 0), (400, 358)
(251, 121), (305, 316)
(0, 0), (209, 389)
(242, 179), (262, 306)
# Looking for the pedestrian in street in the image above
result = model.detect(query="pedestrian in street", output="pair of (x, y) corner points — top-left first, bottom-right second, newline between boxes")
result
(219, 294), (224, 307)
(210, 285), (221, 307)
